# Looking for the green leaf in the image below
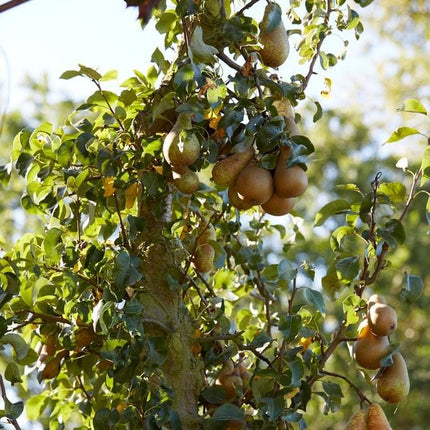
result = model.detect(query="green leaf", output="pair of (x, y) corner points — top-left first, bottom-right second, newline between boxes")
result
(93, 407), (120, 428)
(249, 331), (272, 348)
(385, 127), (422, 143)
(4, 397), (24, 420)
(59, 69), (82, 80)
(420, 146), (430, 186)
(400, 273), (424, 303)
(100, 70), (118, 81)
(26, 394), (50, 420)
(378, 182), (406, 203)
(0, 333), (29, 360)
(113, 250), (142, 288)
(260, 396), (285, 422)
(300, 287), (325, 314)
(212, 403), (244, 421)
(201, 386), (228, 404)
(279, 314), (302, 341)
(336, 256), (360, 282)
(330, 226), (355, 251)
(314, 199), (351, 227)
(278, 259), (298, 281)
(342, 294), (363, 325)
(313, 101), (323, 122)
(4, 362), (22, 384)
(398, 99), (427, 115)
(288, 357), (304, 387)
(321, 273), (342, 298)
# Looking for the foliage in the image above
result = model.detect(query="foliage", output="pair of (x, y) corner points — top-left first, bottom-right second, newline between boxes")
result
(0, 0), (428, 429)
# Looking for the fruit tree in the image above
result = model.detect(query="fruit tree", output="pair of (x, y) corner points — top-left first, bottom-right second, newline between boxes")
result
(0, 0), (428, 429)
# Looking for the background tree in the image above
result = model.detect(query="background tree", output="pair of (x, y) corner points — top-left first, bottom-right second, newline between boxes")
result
(0, 0), (428, 429)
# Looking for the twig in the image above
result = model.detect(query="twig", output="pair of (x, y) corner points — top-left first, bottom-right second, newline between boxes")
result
(237, 0), (261, 15)
(0, 0), (31, 14)
(76, 375), (92, 401)
(0, 374), (21, 430)
(114, 193), (132, 250)
(216, 51), (243, 72)
(320, 370), (372, 405)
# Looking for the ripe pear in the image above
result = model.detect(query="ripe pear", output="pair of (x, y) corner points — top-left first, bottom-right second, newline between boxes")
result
(345, 409), (366, 430)
(217, 360), (243, 402)
(192, 243), (215, 273)
(274, 151), (308, 198)
(163, 113), (200, 168)
(376, 352), (410, 403)
(172, 167), (200, 194)
(75, 326), (97, 349)
(368, 294), (387, 307)
(353, 321), (390, 369)
(259, 2), (289, 68)
(234, 163), (273, 205)
(284, 116), (299, 136)
(211, 147), (255, 188)
(366, 403), (393, 430)
(273, 98), (295, 119)
(228, 184), (255, 210)
(261, 193), (296, 216)
(368, 303), (397, 337)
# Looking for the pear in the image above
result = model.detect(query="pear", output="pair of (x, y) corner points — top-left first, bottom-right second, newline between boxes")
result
(366, 403), (393, 430)
(284, 116), (300, 136)
(197, 222), (216, 245)
(261, 193), (296, 216)
(273, 98), (295, 119)
(211, 147), (255, 188)
(368, 303), (397, 336)
(259, 2), (289, 68)
(345, 409), (366, 430)
(368, 294), (387, 307)
(163, 113), (200, 168)
(376, 352), (410, 403)
(217, 360), (243, 402)
(353, 321), (390, 369)
(274, 150), (308, 198)
(228, 184), (255, 210)
(172, 167), (200, 194)
(234, 163), (273, 205)
(192, 243), (215, 273)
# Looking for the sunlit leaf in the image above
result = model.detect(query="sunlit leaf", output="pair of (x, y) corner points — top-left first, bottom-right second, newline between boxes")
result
(385, 127), (422, 143)
(398, 99), (427, 115)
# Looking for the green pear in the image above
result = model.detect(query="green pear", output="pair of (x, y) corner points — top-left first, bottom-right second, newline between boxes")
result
(376, 352), (410, 403)
(345, 408), (366, 430)
(163, 113), (200, 168)
(192, 243), (215, 273)
(211, 147), (255, 188)
(172, 167), (200, 194)
(366, 403), (393, 430)
(259, 2), (289, 68)
(353, 321), (390, 369)
(368, 303), (397, 336)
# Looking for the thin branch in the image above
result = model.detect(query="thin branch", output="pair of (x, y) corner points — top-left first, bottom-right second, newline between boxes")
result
(0, 374), (22, 430)
(114, 193), (132, 251)
(216, 51), (243, 72)
(0, 0), (31, 13)
(237, 0), (262, 15)
(76, 375), (92, 401)
(320, 370), (372, 405)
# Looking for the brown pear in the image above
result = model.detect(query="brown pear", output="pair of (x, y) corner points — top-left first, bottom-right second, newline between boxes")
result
(368, 303), (397, 337)
(192, 243), (215, 273)
(376, 352), (410, 403)
(163, 113), (200, 168)
(368, 294), (387, 307)
(274, 150), (308, 198)
(345, 409), (366, 430)
(211, 147), (255, 188)
(228, 184), (255, 210)
(234, 163), (273, 205)
(261, 193), (295, 216)
(172, 167), (200, 194)
(353, 321), (390, 370)
(259, 2), (290, 68)
(366, 403), (393, 430)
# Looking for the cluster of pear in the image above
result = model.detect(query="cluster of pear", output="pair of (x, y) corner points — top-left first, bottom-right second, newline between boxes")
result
(345, 403), (394, 430)
(192, 223), (216, 273)
(258, 2), (290, 68)
(163, 112), (201, 194)
(353, 294), (410, 404)
(211, 110), (308, 216)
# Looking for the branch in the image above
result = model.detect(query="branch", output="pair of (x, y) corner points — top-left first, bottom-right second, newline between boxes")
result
(0, 374), (21, 430)
(237, 0), (262, 15)
(0, 0), (31, 13)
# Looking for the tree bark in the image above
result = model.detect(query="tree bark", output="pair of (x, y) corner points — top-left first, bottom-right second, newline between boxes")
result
(137, 211), (204, 429)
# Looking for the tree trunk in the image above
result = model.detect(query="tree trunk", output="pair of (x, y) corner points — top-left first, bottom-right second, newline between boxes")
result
(137, 211), (204, 429)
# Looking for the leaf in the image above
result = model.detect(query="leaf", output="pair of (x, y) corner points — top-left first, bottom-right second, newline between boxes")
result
(342, 294), (363, 326)
(321, 273), (342, 298)
(124, 183), (138, 209)
(279, 314), (302, 341)
(249, 331), (272, 348)
(314, 199), (351, 227)
(336, 256), (360, 282)
(300, 287), (325, 314)
(330, 226), (355, 251)
(201, 386), (228, 404)
(189, 26), (218, 64)
(26, 394), (50, 420)
(260, 396), (285, 422)
(378, 182), (406, 203)
(313, 101), (323, 122)
(4, 397), (24, 420)
(398, 99), (427, 115)
(93, 407), (120, 428)
(113, 250), (142, 288)
(103, 177), (116, 197)
(0, 333), (29, 360)
(4, 362), (22, 384)
(400, 273), (424, 303)
(385, 127), (422, 143)
(420, 146), (430, 186)
(288, 357), (305, 387)
(212, 403), (245, 421)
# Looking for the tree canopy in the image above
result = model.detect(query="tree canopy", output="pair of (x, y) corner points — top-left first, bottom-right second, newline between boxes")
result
(0, 0), (428, 429)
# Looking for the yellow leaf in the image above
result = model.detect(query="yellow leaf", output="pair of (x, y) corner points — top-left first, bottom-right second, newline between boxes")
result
(103, 177), (115, 197)
(321, 77), (332, 98)
(125, 183), (138, 209)
(284, 387), (299, 399)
